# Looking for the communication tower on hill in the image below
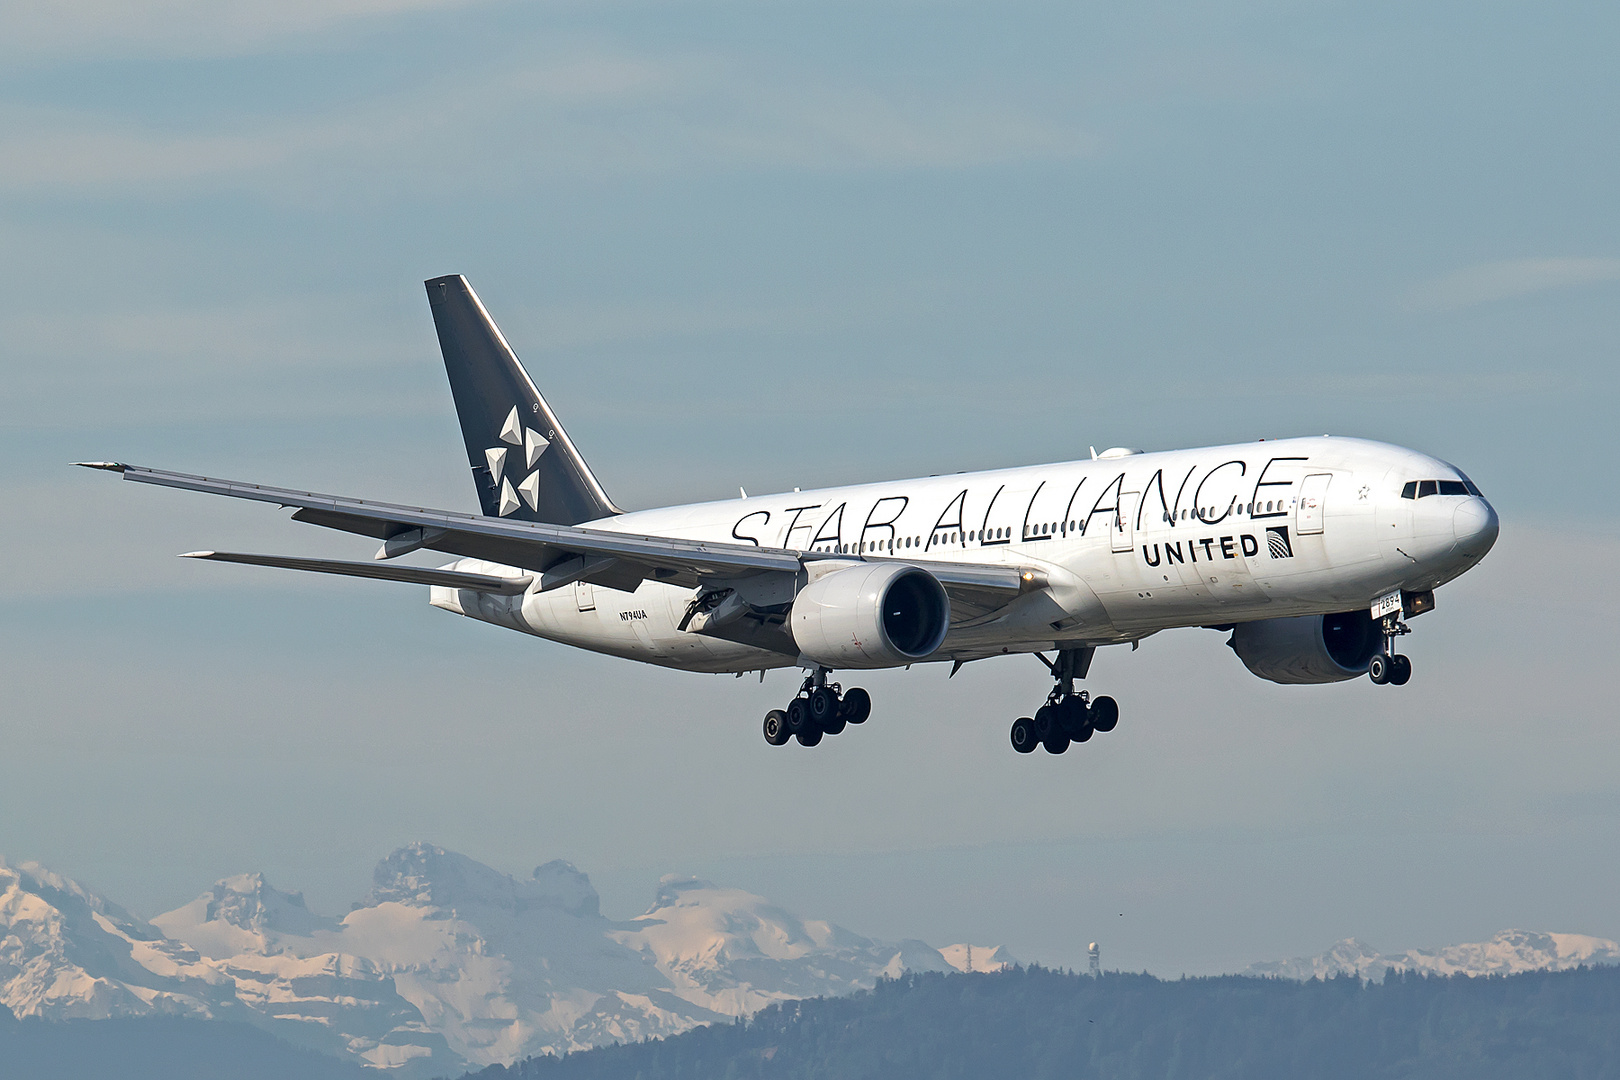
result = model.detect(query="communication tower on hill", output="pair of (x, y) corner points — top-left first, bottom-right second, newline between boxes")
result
(1088, 942), (1100, 977)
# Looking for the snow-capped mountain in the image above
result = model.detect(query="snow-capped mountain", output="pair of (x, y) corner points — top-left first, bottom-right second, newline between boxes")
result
(1247, 930), (1620, 981)
(0, 859), (237, 1022)
(2, 844), (967, 1075)
(938, 943), (1016, 973)
(609, 876), (951, 1016)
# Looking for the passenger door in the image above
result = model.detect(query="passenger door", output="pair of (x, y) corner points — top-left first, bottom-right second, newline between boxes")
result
(1111, 491), (1138, 553)
(1297, 473), (1331, 535)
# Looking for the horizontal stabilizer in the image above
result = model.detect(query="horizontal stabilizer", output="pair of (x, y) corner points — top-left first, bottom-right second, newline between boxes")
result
(180, 551), (532, 594)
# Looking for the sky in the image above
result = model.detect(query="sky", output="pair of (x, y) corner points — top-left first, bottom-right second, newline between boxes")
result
(1, 0), (1616, 976)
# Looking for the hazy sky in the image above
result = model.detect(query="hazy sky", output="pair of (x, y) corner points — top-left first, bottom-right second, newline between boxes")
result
(1, 0), (1616, 975)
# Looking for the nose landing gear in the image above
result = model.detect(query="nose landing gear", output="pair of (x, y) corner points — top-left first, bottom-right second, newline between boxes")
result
(761, 669), (871, 747)
(1369, 614), (1413, 686)
(1011, 648), (1119, 755)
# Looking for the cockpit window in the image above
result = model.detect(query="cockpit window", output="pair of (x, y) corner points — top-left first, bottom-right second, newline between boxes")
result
(1402, 477), (1484, 499)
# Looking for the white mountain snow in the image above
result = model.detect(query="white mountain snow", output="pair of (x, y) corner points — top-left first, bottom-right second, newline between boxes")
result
(0, 859), (236, 1022)
(938, 944), (1016, 973)
(2, 844), (967, 1075)
(609, 876), (952, 1016)
(1247, 929), (1620, 981)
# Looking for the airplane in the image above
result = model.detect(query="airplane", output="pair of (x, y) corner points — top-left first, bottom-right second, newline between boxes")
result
(79, 275), (1500, 755)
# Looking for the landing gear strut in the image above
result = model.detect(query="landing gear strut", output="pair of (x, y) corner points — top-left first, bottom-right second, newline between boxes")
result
(1368, 614), (1413, 686)
(1011, 648), (1119, 755)
(762, 669), (871, 748)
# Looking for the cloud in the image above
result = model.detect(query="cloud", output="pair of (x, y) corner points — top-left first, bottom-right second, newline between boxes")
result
(1406, 257), (1620, 311)
(0, 45), (1087, 197)
(0, 0), (478, 60)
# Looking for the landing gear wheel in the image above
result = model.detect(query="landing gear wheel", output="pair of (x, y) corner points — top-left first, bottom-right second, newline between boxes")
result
(762, 710), (790, 746)
(821, 712), (847, 736)
(808, 687), (839, 726)
(1059, 697), (1090, 738)
(1033, 705), (1061, 742)
(796, 726), (823, 747)
(839, 688), (871, 724)
(1044, 731), (1071, 754)
(1089, 696), (1119, 734)
(1010, 717), (1038, 754)
(1368, 653), (1391, 685)
(1389, 654), (1412, 686)
(785, 698), (812, 733)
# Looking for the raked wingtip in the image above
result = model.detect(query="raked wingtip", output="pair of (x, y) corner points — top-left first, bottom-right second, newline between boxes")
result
(178, 551), (217, 559)
(72, 461), (127, 472)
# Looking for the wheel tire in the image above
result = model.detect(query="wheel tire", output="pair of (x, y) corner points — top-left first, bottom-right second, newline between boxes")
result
(1073, 722), (1094, 743)
(796, 726), (823, 747)
(1010, 717), (1038, 754)
(762, 710), (790, 746)
(822, 713), (847, 736)
(1044, 732), (1071, 754)
(840, 687), (871, 724)
(1089, 696), (1119, 734)
(809, 687), (838, 726)
(1033, 705), (1060, 741)
(1368, 653), (1391, 685)
(1059, 697), (1089, 738)
(786, 698), (811, 733)
(1389, 654), (1412, 686)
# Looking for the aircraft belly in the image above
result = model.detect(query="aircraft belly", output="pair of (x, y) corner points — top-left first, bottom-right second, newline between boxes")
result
(458, 574), (769, 673)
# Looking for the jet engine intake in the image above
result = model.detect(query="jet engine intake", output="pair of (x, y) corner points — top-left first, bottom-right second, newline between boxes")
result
(790, 563), (949, 669)
(1228, 610), (1382, 684)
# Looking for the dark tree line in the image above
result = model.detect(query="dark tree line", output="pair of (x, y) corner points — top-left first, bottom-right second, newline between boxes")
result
(469, 964), (1620, 1080)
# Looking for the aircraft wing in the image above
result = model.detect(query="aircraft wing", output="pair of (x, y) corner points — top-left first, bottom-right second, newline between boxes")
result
(80, 464), (1039, 611)
(178, 550), (534, 594)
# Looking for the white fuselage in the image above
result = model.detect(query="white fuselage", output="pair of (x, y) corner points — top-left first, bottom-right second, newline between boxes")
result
(430, 436), (1498, 674)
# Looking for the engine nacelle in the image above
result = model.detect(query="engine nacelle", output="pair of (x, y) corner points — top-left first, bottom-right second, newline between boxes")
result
(1228, 610), (1382, 684)
(790, 563), (950, 669)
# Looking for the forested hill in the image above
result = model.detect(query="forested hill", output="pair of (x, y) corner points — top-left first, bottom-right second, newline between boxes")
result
(469, 964), (1620, 1080)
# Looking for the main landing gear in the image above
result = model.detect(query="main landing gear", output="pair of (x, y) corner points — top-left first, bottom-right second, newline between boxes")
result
(1368, 613), (1413, 686)
(762, 669), (871, 748)
(1010, 648), (1119, 755)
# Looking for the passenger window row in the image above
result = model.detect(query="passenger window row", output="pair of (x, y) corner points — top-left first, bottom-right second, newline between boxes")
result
(1401, 478), (1482, 499)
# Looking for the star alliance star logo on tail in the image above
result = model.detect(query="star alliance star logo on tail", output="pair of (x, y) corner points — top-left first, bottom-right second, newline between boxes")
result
(1266, 526), (1293, 559)
(484, 406), (551, 515)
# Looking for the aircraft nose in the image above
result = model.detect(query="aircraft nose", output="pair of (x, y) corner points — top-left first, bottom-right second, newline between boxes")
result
(1452, 497), (1499, 558)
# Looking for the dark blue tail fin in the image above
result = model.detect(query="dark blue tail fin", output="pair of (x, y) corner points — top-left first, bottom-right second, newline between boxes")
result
(426, 275), (621, 525)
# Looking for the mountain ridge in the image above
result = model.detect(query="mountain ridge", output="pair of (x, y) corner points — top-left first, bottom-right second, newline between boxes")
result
(1247, 929), (1620, 981)
(3, 846), (977, 1076)
(8, 847), (1615, 1076)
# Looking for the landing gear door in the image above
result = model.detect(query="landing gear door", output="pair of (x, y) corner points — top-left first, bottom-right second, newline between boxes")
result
(1297, 474), (1331, 535)
(1111, 492), (1138, 553)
